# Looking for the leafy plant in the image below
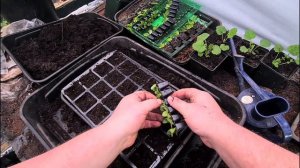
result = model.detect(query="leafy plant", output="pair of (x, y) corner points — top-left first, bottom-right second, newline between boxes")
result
(151, 84), (176, 137)
(272, 44), (300, 68)
(216, 26), (237, 43)
(239, 29), (271, 55)
(192, 33), (229, 57)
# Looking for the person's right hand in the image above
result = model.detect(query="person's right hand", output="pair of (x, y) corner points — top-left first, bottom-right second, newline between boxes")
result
(167, 88), (233, 147)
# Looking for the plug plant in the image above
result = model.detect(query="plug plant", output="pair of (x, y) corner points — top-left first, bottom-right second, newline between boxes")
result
(192, 33), (230, 58)
(151, 84), (176, 137)
(216, 25), (237, 43)
(272, 44), (300, 68)
(239, 29), (271, 55)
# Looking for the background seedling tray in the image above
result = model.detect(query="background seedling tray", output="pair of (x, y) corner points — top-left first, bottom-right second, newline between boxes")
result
(115, 0), (215, 58)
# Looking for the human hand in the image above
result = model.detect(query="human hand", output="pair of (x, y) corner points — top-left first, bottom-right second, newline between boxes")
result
(104, 91), (162, 150)
(167, 88), (232, 147)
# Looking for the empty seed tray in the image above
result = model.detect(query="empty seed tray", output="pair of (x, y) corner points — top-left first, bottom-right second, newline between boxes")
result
(115, 0), (215, 58)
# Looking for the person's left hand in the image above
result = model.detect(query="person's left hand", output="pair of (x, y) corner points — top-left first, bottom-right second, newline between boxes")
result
(103, 91), (163, 150)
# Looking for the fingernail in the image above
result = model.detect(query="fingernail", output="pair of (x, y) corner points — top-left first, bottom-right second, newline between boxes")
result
(167, 96), (174, 102)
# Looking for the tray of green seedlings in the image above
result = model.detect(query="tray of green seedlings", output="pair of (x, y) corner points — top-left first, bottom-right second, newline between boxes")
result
(115, 0), (215, 59)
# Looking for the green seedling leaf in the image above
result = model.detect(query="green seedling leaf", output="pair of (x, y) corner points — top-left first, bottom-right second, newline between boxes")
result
(192, 40), (207, 54)
(272, 59), (281, 68)
(151, 84), (162, 98)
(166, 117), (174, 125)
(227, 28), (238, 39)
(216, 26), (227, 36)
(244, 29), (256, 41)
(220, 44), (230, 51)
(274, 44), (284, 53)
(295, 57), (300, 65)
(287, 45), (299, 56)
(197, 33), (210, 41)
(212, 45), (221, 55)
(260, 39), (271, 48)
(162, 111), (169, 117)
(163, 119), (168, 124)
(167, 128), (177, 137)
(240, 46), (249, 53)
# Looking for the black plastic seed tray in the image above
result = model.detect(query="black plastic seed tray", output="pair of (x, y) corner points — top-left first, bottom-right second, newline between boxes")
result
(1, 12), (122, 84)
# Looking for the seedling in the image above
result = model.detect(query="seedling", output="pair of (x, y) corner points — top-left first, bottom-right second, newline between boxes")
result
(239, 29), (271, 55)
(216, 26), (237, 43)
(151, 84), (177, 137)
(192, 33), (230, 57)
(272, 44), (300, 68)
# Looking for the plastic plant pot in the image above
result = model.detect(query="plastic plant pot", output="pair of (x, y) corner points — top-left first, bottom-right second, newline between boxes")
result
(20, 36), (246, 167)
(114, 0), (220, 63)
(1, 13), (122, 84)
(289, 68), (300, 86)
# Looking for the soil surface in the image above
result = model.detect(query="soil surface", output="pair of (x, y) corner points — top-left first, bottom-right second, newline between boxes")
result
(75, 92), (97, 112)
(117, 79), (138, 96)
(194, 53), (227, 71)
(173, 44), (193, 63)
(295, 122), (300, 137)
(104, 71), (125, 87)
(145, 129), (171, 155)
(87, 104), (110, 125)
(236, 40), (268, 68)
(107, 52), (126, 66)
(263, 50), (298, 78)
(12, 14), (118, 80)
(164, 45), (175, 53)
(130, 69), (151, 85)
(102, 92), (122, 111)
(79, 71), (99, 88)
(143, 78), (158, 92)
(90, 81), (111, 99)
(118, 60), (138, 76)
(64, 81), (84, 100)
(129, 144), (157, 167)
(289, 68), (299, 85)
(93, 62), (113, 77)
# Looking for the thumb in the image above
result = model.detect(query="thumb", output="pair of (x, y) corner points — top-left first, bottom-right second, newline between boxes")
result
(167, 96), (190, 117)
(138, 99), (162, 113)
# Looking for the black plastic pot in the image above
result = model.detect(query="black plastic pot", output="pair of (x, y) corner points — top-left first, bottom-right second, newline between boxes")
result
(1, 13), (122, 84)
(21, 36), (245, 167)
(114, 0), (220, 64)
(289, 68), (300, 86)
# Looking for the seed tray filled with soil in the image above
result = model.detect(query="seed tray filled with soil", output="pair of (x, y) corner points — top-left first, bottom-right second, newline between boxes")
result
(61, 51), (178, 127)
(115, 0), (219, 60)
(21, 37), (246, 167)
(1, 13), (122, 83)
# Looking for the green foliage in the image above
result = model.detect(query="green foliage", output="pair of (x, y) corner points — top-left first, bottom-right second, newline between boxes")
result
(1, 18), (9, 28)
(260, 39), (271, 48)
(197, 33), (210, 41)
(212, 45), (221, 55)
(220, 44), (230, 51)
(272, 44), (300, 68)
(215, 26), (237, 43)
(244, 29), (256, 41)
(151, 84), (176, 137)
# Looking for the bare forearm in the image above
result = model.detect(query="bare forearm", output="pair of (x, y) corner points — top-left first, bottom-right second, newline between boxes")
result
(210, 119), (299, 168)
(13, 123), (125, 168)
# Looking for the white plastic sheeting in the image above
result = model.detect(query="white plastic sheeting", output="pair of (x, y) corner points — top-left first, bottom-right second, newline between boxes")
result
(197, 0), (299, 47)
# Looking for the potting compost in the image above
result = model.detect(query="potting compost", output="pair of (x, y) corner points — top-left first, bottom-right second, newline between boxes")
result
(1, 0), (299, 168)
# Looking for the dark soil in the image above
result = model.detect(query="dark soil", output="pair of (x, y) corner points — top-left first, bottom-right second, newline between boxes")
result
(12, 14), (119, 80)
(289, 68), (299, 85)
(173, 44), (193, 63)
(263, 50), (298, 78)
(87, 104), (110, 125)
(170, 38), (183, 48)
(156, 67), (192, 88)
(60, 104), (90, 134)
(273, 82), (299, 124)
(17, 129), (46, 160)
(295, 122), (299, 137)
(193, 52), (227, 71)
(129, 144), (157, 167)
(143, 78), (158, 92)
(163, 45), (175, 53)
(93, 62), (113, 77)
(117, 79), (138, 96)
(64, 81), (85, 100)
(130, 69), (151, 85)
(179, 33), (189, 41)
(107, 52), (126, 66)
(237, 40), (268, 68)
(90, 81), (111, 99)
(104, 71), (125, 87)
(102, 92), (122, 111)
(145, 129), (170, 155)
(75, 92), (97, 112)
(79, 71), (99, 88)
(117, 60), (138, 76)
(108, 156), (131, 168)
